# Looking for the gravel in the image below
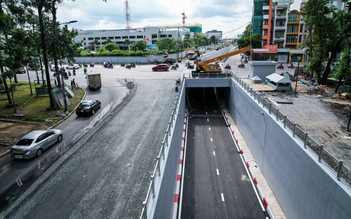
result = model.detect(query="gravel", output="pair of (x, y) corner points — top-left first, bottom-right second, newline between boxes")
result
(262, 89), (351, 169)
(3, 79), (178, 219)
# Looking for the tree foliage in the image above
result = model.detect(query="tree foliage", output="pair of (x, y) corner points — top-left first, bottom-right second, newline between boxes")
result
(301, 0), (351, 85)
(237, 24), (261, 49)
(130, 40), (147, 51)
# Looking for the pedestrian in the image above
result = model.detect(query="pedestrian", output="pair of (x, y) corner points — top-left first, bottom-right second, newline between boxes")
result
(71, 79), (76, 90)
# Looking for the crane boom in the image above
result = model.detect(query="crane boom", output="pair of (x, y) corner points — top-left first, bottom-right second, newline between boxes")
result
(196, 46), (251, 73)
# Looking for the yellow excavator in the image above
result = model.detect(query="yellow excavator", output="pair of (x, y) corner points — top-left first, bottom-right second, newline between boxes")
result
(195, 46), (251, 73)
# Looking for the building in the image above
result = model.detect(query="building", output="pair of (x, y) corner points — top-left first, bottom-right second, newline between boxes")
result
(205, 30), (223, 41)
(75, 26), (192, 51)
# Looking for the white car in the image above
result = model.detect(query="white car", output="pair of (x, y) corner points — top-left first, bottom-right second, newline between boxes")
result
(67, 64), (80, 69)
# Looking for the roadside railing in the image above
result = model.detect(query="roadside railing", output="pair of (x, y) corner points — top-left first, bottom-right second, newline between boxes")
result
(140, 76), (184, 219)
(232, 73), (351, 187)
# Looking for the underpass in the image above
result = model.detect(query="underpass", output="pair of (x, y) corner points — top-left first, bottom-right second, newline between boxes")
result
(180, 88), (266, 218)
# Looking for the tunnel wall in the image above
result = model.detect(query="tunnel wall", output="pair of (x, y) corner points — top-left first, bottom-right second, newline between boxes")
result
(153, 84), (186, 219)
(228, 80), (351, 219)
(156, 78), (351, 219)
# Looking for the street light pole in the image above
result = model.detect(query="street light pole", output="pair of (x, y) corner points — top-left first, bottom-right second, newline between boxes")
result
(56, 20), (77, 113)
(295, 57), (300, 97)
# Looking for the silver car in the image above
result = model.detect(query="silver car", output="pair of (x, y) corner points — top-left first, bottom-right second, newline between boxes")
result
(11, 129), (63, 159)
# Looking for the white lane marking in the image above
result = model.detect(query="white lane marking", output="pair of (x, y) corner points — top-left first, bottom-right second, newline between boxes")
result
(210, 138), (213, 142)
(213, 151), (216, 156)
(221, 193), (225, 202)
(206, 112), (208, 115)
(216, 169), (219, 175)
(207, 119), (209, 122)
(209, 127), (211, 131)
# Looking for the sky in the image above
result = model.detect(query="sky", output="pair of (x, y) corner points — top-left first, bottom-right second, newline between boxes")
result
(57, 0), (302, 38)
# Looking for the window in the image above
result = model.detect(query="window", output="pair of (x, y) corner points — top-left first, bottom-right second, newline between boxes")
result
(88, 37), (93, 40)
(116, 36), (121, 39)
(101, 37), (106, 40)
(108, 36), (114, 39)
(94, 37), (100, 40)
(137, 35), (143, 39)
(286, 36), (297, 43)
(129, 36), (135, 39)
(288, 14), (298, 22)
(287, 25), (297, 32)
(122, 36), (128, 39)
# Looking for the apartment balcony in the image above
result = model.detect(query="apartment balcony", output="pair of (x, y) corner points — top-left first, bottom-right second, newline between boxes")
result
(274, 37), (285, 42)
(264, 15), (269, 19)
(263, 6), (269, 10)
(275, 15), (287, 20)
(275, 26), (286, 31)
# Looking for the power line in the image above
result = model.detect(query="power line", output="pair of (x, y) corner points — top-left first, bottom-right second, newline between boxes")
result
(223, 22), (251, 35)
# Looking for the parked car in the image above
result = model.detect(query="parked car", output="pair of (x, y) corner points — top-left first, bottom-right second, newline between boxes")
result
(11, 129), (63, 159)
(152, 64), (169, 71)
(67, 64), (80, 69)
(171, 64), (179, 70)
(76, 100), (101, 116)
(89, 62), (95, 67)
(15, 67), (26, 74)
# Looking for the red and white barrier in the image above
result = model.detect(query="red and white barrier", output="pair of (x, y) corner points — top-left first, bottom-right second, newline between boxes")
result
(173, 113), (188, 216)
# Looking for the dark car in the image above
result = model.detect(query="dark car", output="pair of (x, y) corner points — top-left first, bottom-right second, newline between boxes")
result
(76, 100), (101, 116)
(152, 64), (169, 71)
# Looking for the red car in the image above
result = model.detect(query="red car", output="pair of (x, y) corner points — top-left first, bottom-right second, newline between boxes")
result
(152, 64), (169, 71)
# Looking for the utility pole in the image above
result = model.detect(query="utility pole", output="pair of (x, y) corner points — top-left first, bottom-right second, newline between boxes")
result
(125, 0), (131, 29)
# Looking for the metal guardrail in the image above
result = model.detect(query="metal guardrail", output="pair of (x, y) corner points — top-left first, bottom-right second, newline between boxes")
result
(140, 77), (184, 219)
(231, 74), (351, 187)
(139, 71), (351, 218)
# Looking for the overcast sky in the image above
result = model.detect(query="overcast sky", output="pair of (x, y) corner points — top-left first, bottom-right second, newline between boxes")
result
(57, 0), (302, 38)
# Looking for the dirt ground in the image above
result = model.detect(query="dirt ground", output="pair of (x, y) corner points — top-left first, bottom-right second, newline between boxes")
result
(261, 84), (351, 168)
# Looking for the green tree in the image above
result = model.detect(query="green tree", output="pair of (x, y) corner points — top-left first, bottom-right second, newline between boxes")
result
(237, 24), (262, 49)
(209, 35), (217, 44)
(183, 36), (193, 48)
(156, 38), (176, 51)
(124, 39), (131, 50)
(104, 42), (120, 52)
(300, 0), (349, 84)
(90, 39), (99, 51)
(334, 49), (351, 92)
(130, 40), (147, 51)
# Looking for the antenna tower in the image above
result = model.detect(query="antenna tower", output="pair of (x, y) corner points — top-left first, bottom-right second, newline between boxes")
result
(181, 10), (188, 26)
(125, 0), (131, 28)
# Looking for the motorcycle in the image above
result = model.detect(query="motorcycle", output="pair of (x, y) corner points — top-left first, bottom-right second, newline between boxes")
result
(277, 63), (284, 69)
(238, 63), (245, 68)
(288, 63), (295, 69)
(103, 62), (113, 69)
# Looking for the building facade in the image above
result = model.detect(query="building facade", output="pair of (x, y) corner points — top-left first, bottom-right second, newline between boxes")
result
(75, 26), (192, 51)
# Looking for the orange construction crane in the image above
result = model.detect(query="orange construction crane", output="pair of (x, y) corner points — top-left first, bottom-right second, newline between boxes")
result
(195, 46), (251, 73)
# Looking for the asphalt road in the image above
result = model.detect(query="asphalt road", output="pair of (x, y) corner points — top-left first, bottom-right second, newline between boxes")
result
(181, 88), (266, 218)
(1, 64), (184, 218)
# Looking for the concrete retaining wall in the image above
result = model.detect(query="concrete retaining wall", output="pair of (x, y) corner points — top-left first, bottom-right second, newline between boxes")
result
(153, 85), (186, 219)
(229, 80), (351, 219)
